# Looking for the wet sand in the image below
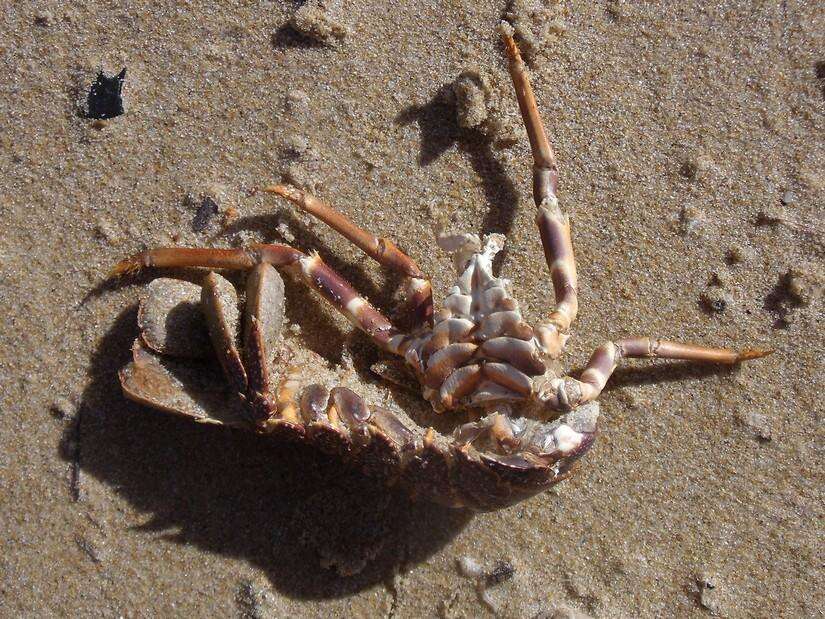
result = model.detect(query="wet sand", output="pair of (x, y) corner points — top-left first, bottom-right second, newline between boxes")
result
(1, 1), (823, 616)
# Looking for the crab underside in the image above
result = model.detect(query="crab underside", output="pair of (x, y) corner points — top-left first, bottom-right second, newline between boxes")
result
(121, 265), (600, 511)
(113, 29), (770, 512)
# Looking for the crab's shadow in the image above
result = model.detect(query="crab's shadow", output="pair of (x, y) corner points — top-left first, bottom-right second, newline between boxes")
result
(395, 82), (520, 241)
(63, 303), (471, 600)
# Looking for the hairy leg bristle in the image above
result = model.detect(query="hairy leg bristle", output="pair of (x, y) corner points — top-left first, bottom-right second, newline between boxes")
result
(109, 255), (144, 278)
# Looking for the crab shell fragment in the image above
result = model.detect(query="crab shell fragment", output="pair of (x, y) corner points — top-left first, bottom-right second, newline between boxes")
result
(120, 267), (598, 511)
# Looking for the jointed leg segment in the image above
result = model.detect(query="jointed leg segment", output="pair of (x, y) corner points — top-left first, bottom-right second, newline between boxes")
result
(265, 184), (434, 329)
(502, 31), (772, 410)
(501, 30), (577, 358)
(112, 243), (407, 354)
(542, 338), (773, 409)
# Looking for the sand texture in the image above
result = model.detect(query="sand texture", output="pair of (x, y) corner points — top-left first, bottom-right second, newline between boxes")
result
(1, 0), (823, 617)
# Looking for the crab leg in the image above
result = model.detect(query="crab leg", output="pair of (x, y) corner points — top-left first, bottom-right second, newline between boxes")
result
(501, 29), (577, 358)
(112, 244), (408, 354)
(543, 338), (773, 409)
(265, 184), (434, 329)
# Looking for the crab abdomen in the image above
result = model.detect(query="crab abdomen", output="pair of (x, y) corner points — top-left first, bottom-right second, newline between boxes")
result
(121, 335), (597, 509)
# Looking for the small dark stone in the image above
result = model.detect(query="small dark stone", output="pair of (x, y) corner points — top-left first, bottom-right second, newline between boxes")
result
(485, 560), (516, 587)
(700, 289), (732, 313)
(192, 196), (219, 232)
(755, 208), (785, 226)
(87, 68), (126, 119)
(34, 11), (53, 26)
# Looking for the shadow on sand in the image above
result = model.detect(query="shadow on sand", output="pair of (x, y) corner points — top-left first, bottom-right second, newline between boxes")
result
(395, 82), (520, 241)
(64, 285), (470, 600)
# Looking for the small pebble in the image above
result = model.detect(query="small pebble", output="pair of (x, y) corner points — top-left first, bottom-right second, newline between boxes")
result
(235, 579), (261, 619)
(231, 229), (262, 247)
(289, 0), (348, 46)
(191, 196), (219, 233)
(701, 288), (733, 313)
(86, 68), (126, 120)
(279, 138), (325, 193)
(275, 221), (296, 244)
(780, 191), (796, 205)
(755, 207), (786, 226)
(680, 154), (716, 180)
(617, 387), (642, 410)
(34, 10), (53, 26)
(606, 0), (626, 20)
(93, 221), (121, 245)
(234, 576), (277, 619)
(452, 71), (490, 129)
(485, 560), (515, 587)
(697, 572), (722, 613)
(282, 134), (310, 159)
(708, 270), (730, 287)
(457, 556), (484, 579)
(534, 607), (594, 619)
(222, 206), (239, 227)
(783, 266), (822, 307)
(725, 243), (754, 264)
(504, 0), (566, 64)
(738, 410), (772, 441)
(678, 205), (709, 236)
(51, 397), (76, 419)
(286, 90), (310, 114)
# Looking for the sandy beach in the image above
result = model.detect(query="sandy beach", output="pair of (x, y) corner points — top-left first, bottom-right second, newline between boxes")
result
(1, 1), (822, 616)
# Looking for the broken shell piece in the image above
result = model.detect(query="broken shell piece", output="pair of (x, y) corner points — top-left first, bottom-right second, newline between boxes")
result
(138, 278), (213, 358)
(438, 232), (482, 272)
(243, 264), (286, 395)
(458, 556), (484, 578)
(201, 272), (247, 394)
(120, 339), (247, 426)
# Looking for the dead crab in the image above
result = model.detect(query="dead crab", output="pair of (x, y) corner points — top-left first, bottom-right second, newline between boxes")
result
(112, 30), (771, 510)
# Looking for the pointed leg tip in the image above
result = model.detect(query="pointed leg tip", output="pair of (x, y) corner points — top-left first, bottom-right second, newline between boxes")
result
(497, 20), (515, 43)
(737, 348), (775, 362)
(498, 23), (522, 63)
(262, 183), (286, 194)
(108, 257), (142, 279)
(263, 183), (300, 201)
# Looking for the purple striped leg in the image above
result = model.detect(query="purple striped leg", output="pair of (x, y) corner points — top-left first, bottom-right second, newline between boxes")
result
(502, 30), (577, 359)
(541, 337), (773, 410)
(112, 244), (409, 355)
(265, 184), (434, 330)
